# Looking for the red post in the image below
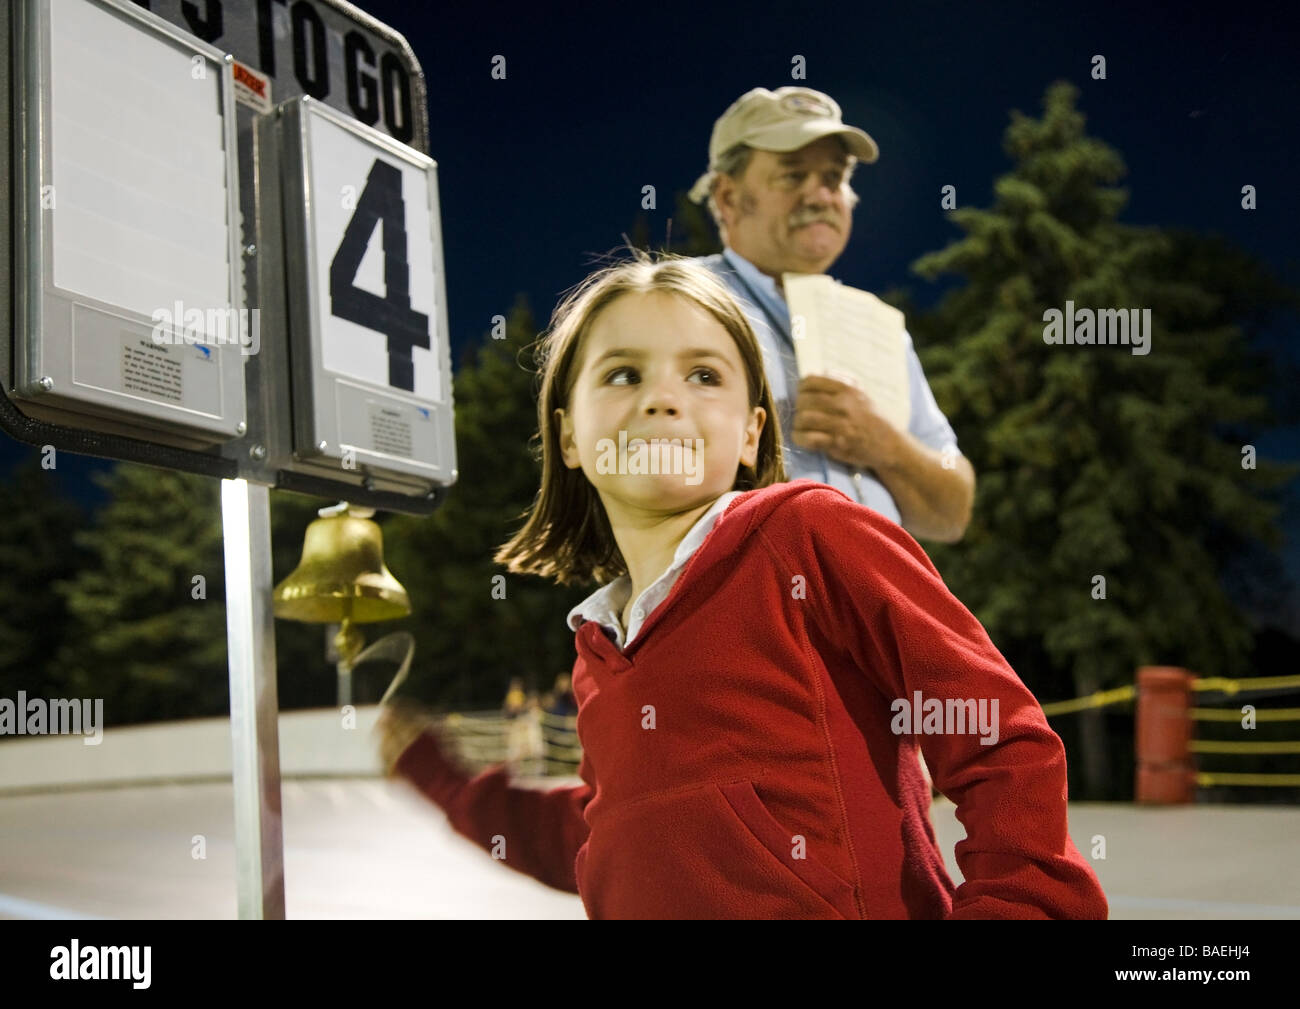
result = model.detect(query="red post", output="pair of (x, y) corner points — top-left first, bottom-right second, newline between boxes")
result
(1135, 666), (1195, 804)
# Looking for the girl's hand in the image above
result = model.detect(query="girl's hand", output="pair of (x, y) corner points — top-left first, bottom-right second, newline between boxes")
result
(375, 700), (439, 777)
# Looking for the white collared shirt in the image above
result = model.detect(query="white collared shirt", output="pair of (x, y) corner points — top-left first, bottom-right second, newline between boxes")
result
(565, 491), (744, 649)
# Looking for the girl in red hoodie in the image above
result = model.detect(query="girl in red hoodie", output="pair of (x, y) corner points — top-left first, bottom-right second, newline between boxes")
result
(379, 252), (1108, 920)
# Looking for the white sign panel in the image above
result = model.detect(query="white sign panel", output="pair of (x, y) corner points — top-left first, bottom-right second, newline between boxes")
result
(309, 110), (441, 402)
(12, 0), (246, 443)
(50, 0), (230, 317)
(281, 97), (455, 486)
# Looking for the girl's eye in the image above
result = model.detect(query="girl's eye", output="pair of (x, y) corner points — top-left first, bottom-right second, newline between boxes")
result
(603, 366), (720, 385)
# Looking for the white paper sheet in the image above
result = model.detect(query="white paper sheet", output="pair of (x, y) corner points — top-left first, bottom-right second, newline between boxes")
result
(784, 274), (911, 432)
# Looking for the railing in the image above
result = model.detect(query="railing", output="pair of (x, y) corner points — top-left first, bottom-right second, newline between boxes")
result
(432, 668), (1300, 798)
(434, 708), (581, 777)
(1035, 667), (1300, 802)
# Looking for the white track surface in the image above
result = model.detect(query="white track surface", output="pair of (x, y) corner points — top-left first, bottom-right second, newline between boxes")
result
(2, 780), (1298, 919)
(1, 709), (1296, 919)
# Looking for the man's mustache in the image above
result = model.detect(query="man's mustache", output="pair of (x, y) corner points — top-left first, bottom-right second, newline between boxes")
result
(789, 211), (841, 230)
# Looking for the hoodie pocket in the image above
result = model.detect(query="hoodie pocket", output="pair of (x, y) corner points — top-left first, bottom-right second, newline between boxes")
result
(716, 780), (860, 919)
(573, 779), (861, 919)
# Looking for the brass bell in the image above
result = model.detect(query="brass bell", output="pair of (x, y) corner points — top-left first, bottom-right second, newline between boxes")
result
(273, 502), (411, 626)
(275, 502), (413, 705)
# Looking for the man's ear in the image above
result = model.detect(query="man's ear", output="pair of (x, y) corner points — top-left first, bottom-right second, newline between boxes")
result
(713, 175), (737, 231)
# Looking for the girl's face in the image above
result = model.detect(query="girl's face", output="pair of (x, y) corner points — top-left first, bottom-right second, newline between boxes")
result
(554, 291), (766, 518)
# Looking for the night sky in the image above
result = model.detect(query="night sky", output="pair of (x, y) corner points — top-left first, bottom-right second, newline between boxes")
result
(4, 0), (1298, 623)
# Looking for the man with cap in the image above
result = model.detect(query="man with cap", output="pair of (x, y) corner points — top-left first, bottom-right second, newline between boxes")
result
(689, 87), (975, 542)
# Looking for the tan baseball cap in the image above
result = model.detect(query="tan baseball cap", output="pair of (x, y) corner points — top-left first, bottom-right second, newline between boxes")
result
(688, 86), (879, 203)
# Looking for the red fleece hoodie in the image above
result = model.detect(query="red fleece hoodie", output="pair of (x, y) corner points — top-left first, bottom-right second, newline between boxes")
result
(395, 481), (1109, 919)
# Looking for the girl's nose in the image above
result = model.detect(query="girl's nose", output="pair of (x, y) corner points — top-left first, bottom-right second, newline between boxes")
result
(638, 373), (681, 415)
(642, 398), (679, 416)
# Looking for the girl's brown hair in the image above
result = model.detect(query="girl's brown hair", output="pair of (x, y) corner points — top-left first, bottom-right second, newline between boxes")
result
(494, 249), (786, 587)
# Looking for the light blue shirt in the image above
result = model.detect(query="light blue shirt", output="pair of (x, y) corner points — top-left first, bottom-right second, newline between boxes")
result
(566, 491), (744, 649)
(699, 247), (960, 526)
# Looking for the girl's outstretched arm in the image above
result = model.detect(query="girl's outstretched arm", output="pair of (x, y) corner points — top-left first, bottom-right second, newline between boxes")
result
(380, 703), (594, 895)
(792, 488), (1108, 920)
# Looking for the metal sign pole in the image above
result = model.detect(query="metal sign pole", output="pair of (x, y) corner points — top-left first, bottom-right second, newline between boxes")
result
(221, 477), (285, 919)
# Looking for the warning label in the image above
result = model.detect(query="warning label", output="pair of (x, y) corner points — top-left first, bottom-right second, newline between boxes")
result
(232, 60), (272, 114)
(122, 339), (183, 403)
(369, 404), (412, 457)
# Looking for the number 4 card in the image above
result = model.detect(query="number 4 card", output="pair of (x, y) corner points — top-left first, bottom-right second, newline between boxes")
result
(278, 96), (456, 487)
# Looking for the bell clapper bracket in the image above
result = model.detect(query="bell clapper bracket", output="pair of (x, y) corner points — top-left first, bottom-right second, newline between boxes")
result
(333, 611), (366, 670)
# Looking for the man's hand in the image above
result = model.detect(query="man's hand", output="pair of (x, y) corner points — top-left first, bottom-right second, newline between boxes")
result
(375, 700), (439, 777)
(790, 375), (903, 472)
(791, 374), (976, 542)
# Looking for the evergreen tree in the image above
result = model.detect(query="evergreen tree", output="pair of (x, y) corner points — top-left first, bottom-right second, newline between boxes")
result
(902, 81), (1298, 798)
(0, 455), (91, 700)
(43, 458), (338, 725)
(52, 465), (230, 724)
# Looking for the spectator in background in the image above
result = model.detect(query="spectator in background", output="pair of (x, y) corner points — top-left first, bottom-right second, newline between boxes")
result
(689, 86), (975, 542)
(544, 672), (577, 718)
(502, 676), (527, 718)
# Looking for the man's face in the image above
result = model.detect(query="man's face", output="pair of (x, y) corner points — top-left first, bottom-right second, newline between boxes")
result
(715, 135), (853, 277)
